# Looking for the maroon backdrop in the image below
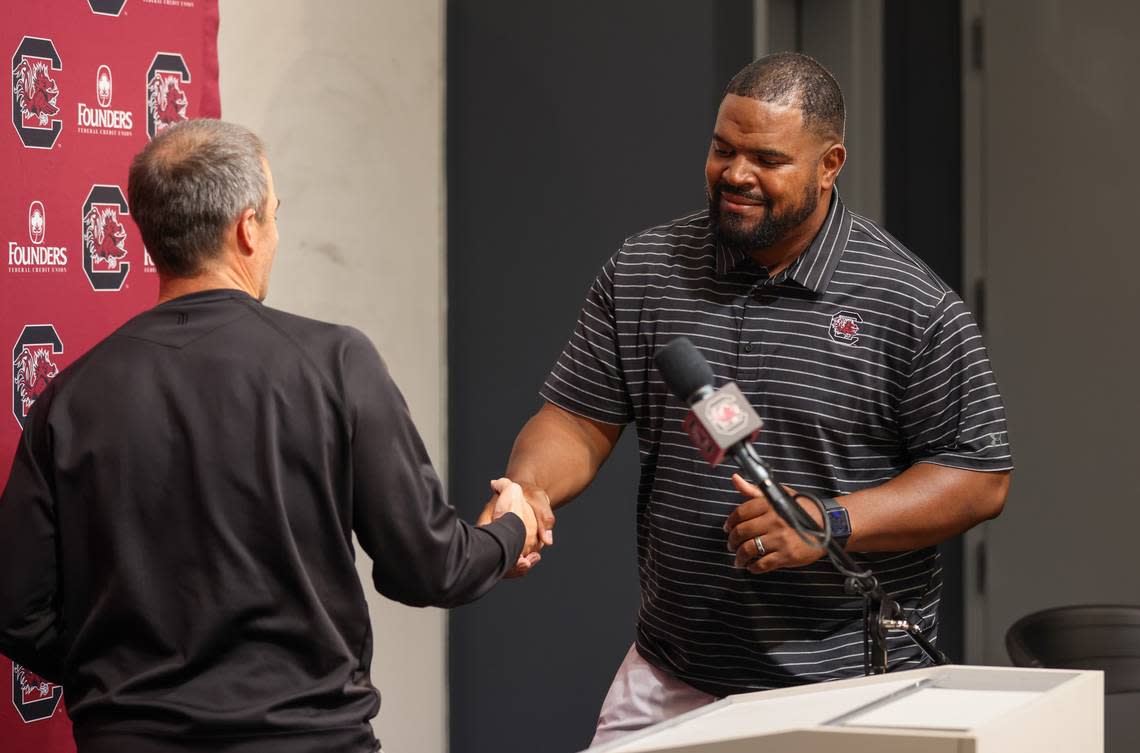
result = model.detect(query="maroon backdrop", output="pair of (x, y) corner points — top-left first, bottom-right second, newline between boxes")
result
(1, 1), (219, 749)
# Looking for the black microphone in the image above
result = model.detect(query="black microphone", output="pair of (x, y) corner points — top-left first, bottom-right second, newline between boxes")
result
(653, 336), (716, 405)
(653, 337), (807, 526)
(654, 337), (762, 466)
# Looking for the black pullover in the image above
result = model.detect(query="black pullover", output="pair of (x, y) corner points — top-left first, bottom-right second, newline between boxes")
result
(0, 289), (524, 752)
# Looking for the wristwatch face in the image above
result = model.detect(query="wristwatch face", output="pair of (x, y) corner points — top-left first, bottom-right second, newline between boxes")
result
(826, 508), (852, 538)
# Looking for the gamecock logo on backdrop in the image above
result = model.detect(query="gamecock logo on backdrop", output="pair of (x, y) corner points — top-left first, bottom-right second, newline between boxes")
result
(88, 0), (128, 15)
(82, 184), (131, 291)
(11, 37), (63, 149)
(11, 325), (63, 429)
(28, 201), (45, 244)
(829, 310), (863, 346)
(146, 52), (190, 138)
(11, 663), (64, 724)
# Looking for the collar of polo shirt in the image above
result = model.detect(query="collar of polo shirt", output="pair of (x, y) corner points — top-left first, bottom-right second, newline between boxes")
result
(714, 187), (852, 295)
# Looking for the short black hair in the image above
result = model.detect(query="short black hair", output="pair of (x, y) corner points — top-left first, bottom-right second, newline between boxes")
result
(725, 52), (845, 141)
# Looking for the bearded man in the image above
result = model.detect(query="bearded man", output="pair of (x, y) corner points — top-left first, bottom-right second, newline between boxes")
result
(480, 52), (1012, 745)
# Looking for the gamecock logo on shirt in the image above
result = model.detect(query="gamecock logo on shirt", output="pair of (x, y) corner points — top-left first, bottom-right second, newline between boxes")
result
(146, 52), (190, 138)
(11, 663), (64, 724)
(829, 310), (863, 346)
(82, 184), (131, 291)
(11, 37), (63, 149)
(11, 324), (63, 429)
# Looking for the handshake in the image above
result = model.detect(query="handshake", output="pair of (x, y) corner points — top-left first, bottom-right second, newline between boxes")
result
(473, 472), (835, 581)
(477, 477), (552, 577)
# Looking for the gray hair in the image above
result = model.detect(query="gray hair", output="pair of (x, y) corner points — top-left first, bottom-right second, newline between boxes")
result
(128, 119), (268, 277)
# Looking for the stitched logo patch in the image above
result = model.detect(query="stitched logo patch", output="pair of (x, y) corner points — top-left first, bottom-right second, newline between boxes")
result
(829, 311), (863, 345)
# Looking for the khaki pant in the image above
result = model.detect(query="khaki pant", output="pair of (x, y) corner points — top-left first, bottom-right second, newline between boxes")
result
(591, 644), (716, 747)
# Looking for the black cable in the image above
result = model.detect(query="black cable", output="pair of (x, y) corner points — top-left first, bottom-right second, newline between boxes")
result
(787, 490), (831, 548)
(733, 442), (948, 668)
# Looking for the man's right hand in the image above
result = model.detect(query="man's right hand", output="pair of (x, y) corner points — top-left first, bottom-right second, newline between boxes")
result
(479, 480), (554, 577)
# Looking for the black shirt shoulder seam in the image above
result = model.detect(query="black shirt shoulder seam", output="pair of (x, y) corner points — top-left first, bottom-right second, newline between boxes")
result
(237, 298), (354, 419)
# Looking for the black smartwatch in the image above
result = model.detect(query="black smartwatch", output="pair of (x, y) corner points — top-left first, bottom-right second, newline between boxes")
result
(820, 497), (851, 549)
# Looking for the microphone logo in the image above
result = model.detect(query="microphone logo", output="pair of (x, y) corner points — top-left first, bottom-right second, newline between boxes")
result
(682, 382), (763, 466)
(653, 338), (762, 466)
(706, 393), (747, 433)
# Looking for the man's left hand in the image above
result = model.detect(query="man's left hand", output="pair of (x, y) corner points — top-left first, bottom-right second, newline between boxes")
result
(724, 473), (826, 573)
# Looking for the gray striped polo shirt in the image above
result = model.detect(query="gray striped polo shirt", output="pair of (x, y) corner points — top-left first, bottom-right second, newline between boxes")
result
(540, 190), (1011, 696)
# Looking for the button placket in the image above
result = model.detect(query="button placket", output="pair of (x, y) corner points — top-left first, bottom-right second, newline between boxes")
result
(737, 279), (766, 381)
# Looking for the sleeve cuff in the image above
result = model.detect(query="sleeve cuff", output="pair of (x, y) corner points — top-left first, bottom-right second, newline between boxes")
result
(479, 512), (526, 569)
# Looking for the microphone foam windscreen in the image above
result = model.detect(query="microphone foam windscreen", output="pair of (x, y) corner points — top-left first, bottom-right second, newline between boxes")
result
(654, 337), (716, 402)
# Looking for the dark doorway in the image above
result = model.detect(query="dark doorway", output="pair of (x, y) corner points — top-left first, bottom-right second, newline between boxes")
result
(446, 2), (753, 751)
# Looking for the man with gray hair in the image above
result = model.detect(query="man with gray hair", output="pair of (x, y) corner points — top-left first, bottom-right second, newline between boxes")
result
(0, 119), (537, 753)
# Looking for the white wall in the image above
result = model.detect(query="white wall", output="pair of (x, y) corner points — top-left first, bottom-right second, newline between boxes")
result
(218, 2), (447, 751)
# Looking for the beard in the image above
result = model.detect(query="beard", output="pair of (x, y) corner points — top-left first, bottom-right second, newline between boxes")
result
(708, 179), (819, 254)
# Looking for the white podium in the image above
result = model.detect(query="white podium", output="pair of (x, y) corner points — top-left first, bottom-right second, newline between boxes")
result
(588, 665), (1103, 753)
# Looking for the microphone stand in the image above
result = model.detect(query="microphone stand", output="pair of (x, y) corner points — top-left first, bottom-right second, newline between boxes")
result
(733, 443), (950, 674)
